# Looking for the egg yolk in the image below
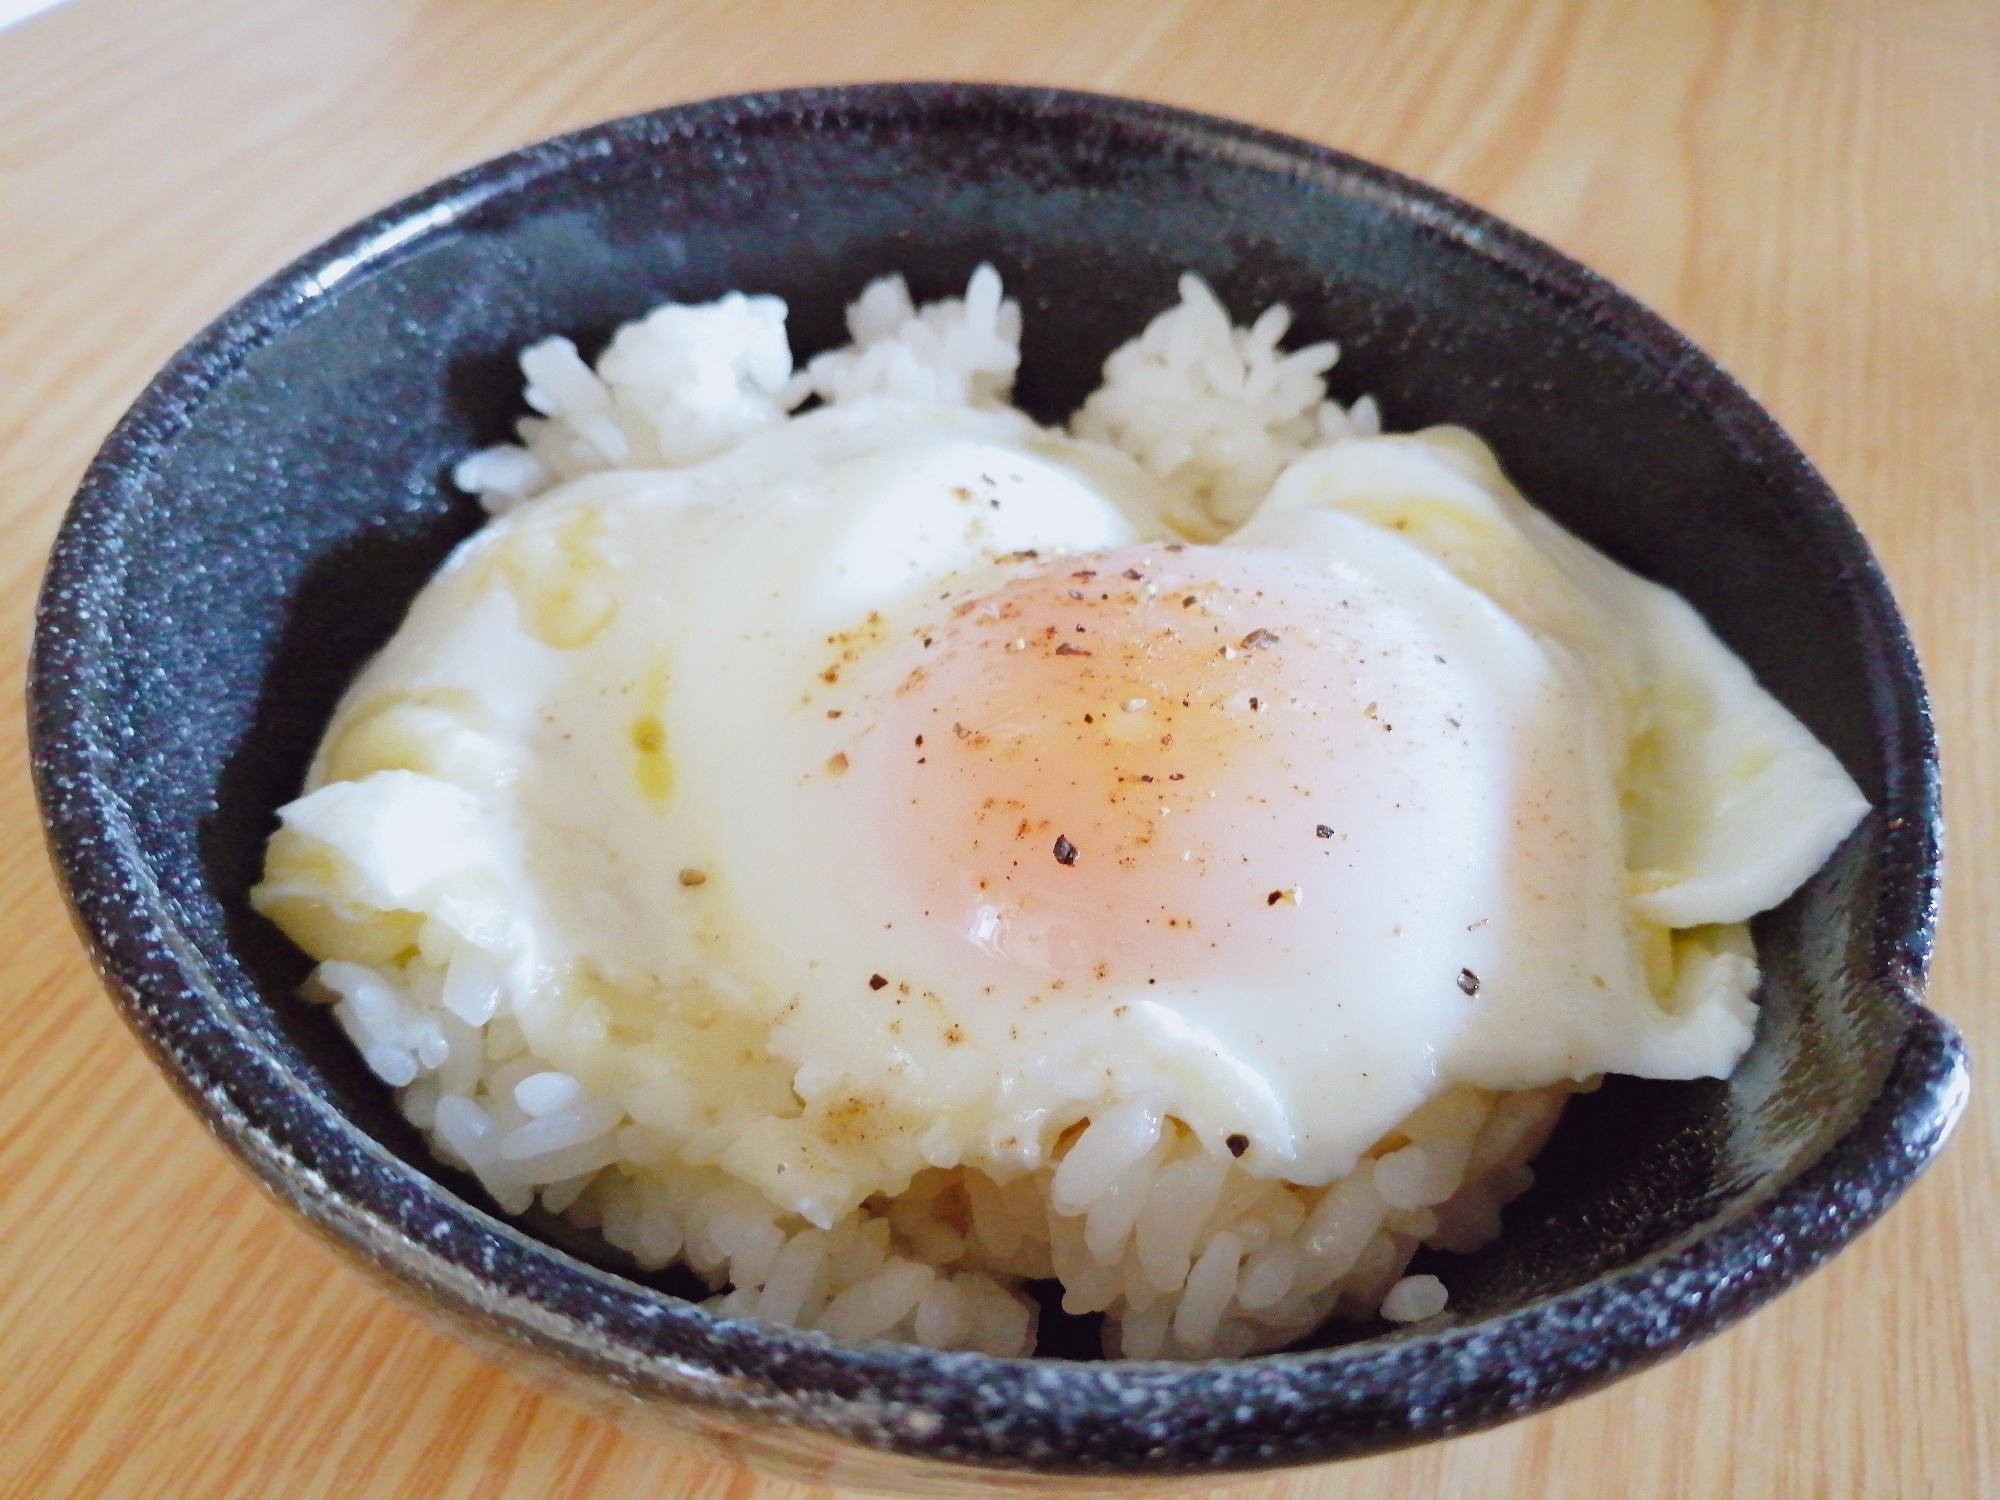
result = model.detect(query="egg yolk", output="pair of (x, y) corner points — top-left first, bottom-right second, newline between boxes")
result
(852, 543), (1469, 991)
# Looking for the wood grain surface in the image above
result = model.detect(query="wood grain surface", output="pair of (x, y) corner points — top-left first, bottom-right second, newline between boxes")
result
(2, 1), (1993, 1495)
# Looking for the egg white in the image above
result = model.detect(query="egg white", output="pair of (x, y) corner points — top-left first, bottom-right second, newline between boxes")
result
(255, 400), (1866, 1225)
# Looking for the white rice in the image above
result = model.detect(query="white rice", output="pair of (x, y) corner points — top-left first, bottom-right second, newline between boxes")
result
(1072, 274), (1380, 538)
(322, 267), (1582, 1360)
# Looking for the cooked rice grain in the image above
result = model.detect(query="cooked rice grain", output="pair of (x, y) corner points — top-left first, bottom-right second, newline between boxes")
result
(326, 266), (1571, 1360)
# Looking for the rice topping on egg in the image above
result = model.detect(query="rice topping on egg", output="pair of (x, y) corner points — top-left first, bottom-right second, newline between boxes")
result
(252, 268), (1868, 1360)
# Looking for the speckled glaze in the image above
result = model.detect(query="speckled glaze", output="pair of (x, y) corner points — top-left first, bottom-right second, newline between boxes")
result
(29, 86), (1962, 1495)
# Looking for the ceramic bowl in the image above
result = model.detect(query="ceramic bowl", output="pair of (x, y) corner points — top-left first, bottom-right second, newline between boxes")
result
(29, 85), (1964, 1495)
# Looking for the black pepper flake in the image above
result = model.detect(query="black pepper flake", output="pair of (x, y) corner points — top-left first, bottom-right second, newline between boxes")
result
(915, 734), (923, 746)
(1055, 642), (1091, 656)
(1457, 968), (1481, 995)
(1226, 1133), (1250, 1158)
(1316, 824), (1335, 838)
(1122, 568), (1144, 580)
(1140, 774), (1154, 783)
(1165, 543), (1185, 552)
(1182, 595), (1197, 608)
(1169, 772), (1184, 780)
(1053, 835), (1079, 866)
(869, 974), (889, 990)
(1266, 890), (1284, 905)
(1067, 588), (1086, 600)
(1240, 628), (1279, 649)
(1072, 569), (1098, 580)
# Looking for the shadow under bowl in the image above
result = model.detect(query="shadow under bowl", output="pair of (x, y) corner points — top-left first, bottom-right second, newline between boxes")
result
(28, 84), (1962, 1496)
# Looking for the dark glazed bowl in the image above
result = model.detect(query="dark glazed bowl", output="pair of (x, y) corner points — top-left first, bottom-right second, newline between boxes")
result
(29, 85), (1963, 1495)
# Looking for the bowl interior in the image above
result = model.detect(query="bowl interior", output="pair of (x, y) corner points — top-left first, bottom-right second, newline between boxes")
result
(31, 85), (1947, 1475)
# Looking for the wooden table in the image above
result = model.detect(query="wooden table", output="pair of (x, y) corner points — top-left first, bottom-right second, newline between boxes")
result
(2, 2), (1992, 1495)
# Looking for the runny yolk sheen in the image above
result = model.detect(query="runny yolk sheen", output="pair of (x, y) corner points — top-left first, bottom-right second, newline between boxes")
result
(852, 543), (1470, 992)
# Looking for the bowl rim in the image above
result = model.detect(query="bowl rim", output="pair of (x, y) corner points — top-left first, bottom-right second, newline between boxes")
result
(26, 81), (1962, 1479)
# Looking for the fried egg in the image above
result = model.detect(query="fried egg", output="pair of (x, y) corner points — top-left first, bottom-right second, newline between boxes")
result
(255, 396), (1867, 1227)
